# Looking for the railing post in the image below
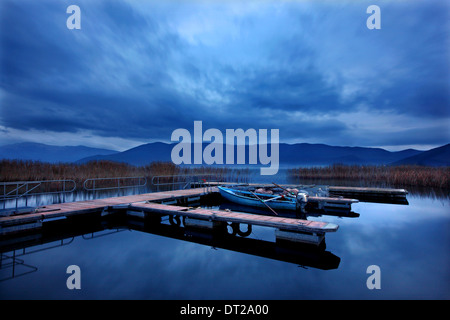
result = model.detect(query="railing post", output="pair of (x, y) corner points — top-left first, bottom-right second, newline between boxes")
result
(25, 183), (28, 207)
(15, 183), (19, 209)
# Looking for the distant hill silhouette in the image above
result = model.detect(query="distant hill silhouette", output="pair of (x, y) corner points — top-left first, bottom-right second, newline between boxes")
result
(77, 142), (426, 167)
(77, 142), (173, 166)
(0, 142), (117, 163)
(2, 141), (447, 167)
(278, 143), (421, 166)
(391, 143), (450, 166)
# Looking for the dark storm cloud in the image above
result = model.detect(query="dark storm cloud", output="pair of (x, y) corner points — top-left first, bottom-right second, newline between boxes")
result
(226, 67), (345, 115)
(349, 0), (449, 119)
(0, 2), (85, 86)
(0, 0), (194, 141)
(0, 0), (448, 149)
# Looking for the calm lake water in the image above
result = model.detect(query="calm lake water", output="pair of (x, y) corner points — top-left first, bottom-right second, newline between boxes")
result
(1, 170), (449, 300)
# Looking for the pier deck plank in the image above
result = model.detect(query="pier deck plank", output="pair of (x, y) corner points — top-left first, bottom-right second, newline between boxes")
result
(0, 188), (212, 229)
(128, 202), (338, 234)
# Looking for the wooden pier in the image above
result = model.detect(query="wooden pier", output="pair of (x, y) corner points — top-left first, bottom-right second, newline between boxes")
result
(0, 188), (211, 236)
(328, 186), (408, 204)
(0, 187), (338, 245)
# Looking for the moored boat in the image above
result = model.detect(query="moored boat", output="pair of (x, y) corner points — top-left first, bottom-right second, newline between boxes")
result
(218, 186), (305, 211)
(217, 184), (359, 214)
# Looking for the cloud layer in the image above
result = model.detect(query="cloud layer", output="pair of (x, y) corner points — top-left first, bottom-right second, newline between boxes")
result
(1, 0), (448, 150)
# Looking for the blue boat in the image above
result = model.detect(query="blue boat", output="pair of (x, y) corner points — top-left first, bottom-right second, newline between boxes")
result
(218, 186), (307, 212)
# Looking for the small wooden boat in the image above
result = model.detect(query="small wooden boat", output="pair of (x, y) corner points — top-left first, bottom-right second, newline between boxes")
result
(218, 185), (359, 214)
(218, 186), (303, 211)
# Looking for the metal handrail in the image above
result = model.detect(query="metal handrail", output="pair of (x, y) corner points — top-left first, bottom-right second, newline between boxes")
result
(0, 180), (77, 199)
(0, 253), (38, 282)
(151, 174), (222, 192)
(151, 174), (218, 186)
(83, 176), (147, 192)
(82, 228), (127, 240)
(0, 180), (77, 209)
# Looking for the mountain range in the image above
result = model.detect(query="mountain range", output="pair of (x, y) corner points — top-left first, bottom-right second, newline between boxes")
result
(0, 142), (116, 163)
(1, 141), (448, 167)
(391, 143), (450, 166)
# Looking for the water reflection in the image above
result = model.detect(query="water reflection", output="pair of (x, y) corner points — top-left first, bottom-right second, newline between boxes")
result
(128, 218), (340, 270)
(1, 193), (449, 299)
(0, 209), (341, 285)
(1, 172), (449, 299)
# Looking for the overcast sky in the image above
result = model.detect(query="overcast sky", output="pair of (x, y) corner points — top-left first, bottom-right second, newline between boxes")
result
(0, 0), (449, 151)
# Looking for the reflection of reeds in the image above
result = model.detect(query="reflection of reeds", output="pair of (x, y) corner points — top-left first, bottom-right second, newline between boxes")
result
(288, 164), (450, 189)
(0, 160), (248, 192)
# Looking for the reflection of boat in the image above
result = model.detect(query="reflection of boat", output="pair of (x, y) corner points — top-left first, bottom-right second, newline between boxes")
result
(218, 186), (304, 211)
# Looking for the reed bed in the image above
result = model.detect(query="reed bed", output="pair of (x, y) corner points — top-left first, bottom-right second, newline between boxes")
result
(0, 160), (245, 193)
(288, 164), (450, 189)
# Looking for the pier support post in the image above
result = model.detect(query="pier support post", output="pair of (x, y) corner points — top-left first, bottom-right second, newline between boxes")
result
(275, 229), (325, 246)
(184, 217), (226, 230)
(126, 210), (163, 225)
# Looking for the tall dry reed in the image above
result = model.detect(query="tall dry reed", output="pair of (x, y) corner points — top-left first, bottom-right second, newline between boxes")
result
(288, 164), (449, 189)
(0, 160), (240, 192)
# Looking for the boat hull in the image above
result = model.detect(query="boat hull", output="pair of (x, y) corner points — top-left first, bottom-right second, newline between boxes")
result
(218, 186), (297, 211)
